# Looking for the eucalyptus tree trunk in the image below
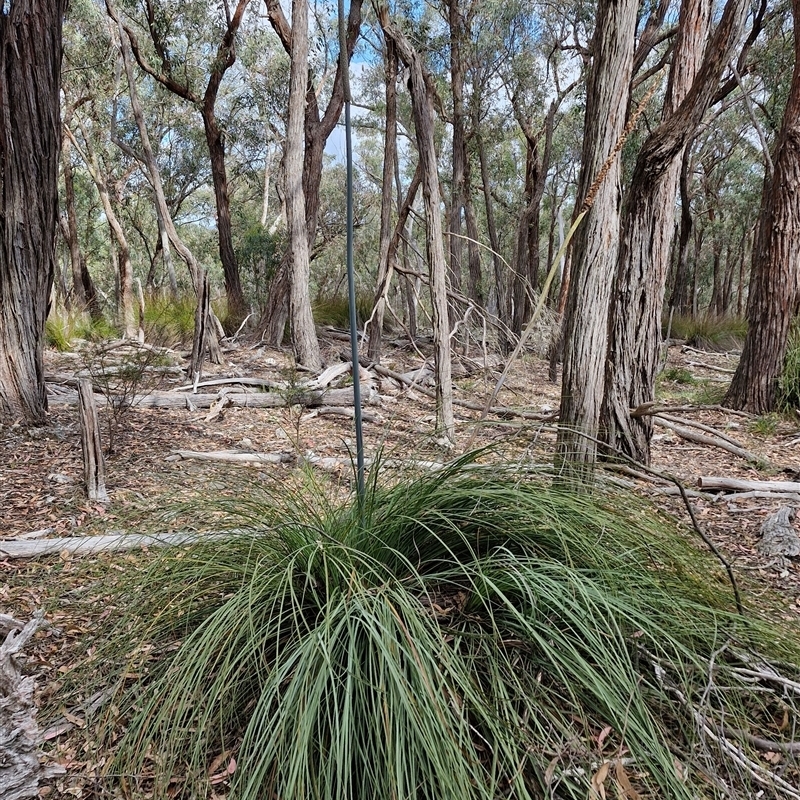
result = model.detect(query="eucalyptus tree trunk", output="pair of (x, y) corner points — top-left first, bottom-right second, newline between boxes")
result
(66, 123), (136, 339)
(600, 0), (747, 465)
(285, 0), (321, 369)
(446, 0), (467, 302)
(474, 104), (505, 342)
(121, 0), (250, 319)
(61, 133), (100, 318)
(555, 0), (638, 483)
(110, 2), (221, 366)
(259, 0), (363, 346)
(463, 156), (483, 305)
(0, 0), (66, 424)
(378, 5), (455, 443)
(725, 0), (800, 413)
(510, 101), (554, 337)
(668, 145), (695, 315)
(366, 37), (398, 362)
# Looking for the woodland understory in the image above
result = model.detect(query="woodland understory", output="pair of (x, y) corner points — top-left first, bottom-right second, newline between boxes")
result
(5, 0), (800, 797)
(3, 330), (800, 799)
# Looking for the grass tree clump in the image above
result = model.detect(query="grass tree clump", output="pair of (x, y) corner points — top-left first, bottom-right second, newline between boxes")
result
(93, 457), (800, 799)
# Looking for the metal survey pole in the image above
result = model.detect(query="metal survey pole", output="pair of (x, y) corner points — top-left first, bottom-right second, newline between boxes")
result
(339, 0), (365, 500)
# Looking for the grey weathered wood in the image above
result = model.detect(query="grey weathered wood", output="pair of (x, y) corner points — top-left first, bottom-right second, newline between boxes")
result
(655, 417), (765, 465)
(50, 386), (377, 410)
(0, 612), (46, 800)
(0, 532), (229, 560)
(699, 477), (800, 493)
(167, 450), (294, 465)
(78, 379), (108, 504)
(757, 506), (800, 559)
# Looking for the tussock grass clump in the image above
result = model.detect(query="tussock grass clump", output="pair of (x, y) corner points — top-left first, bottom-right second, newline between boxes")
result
(94, 458), (800, 799)
(670, 314), (747, 351)
(314, 292), (373, 329)
(142, 292), (197, 347)
(46, 308), (116, 350)
(777, 319), (800, 411)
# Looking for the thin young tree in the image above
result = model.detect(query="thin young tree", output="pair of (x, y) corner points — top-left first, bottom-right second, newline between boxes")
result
(377, 3), (455, 443)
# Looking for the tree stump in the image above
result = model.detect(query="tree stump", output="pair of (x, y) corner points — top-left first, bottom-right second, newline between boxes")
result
(78, 379), (108, 503)
(757, 506), (800, 561)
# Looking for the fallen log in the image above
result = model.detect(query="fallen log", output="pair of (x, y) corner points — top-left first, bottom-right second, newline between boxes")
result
(47, 386), (378, 410)
(654, 418), (767, 465)
(175, 376), (286, 392)
(699, 477), (800, 494)
(0, 531), (230, 559)
(303, 406), (382, 423)
(654, 413), (747, 449)
(166, 450), (294, 466)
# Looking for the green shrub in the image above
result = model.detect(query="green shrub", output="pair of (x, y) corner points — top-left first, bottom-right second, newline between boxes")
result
(87, 456), (800, 800)
(45, 315), (72, 351)
(669, 314), (747, 351)
(688, 380), (729, 405)
(749, 413), (779, 437)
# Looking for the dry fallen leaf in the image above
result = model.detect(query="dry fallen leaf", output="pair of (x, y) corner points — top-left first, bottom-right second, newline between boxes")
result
(590, 760), (611, 799)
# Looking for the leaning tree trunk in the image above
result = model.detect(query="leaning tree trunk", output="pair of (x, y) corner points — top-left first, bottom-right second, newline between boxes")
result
(0, 0), (66, 424)
(366, 36), (398, 362)
(600, 0), (747, 465)
(725, 0), (800, 413)
(379, 5), (454, 443)
(110, 4), (221, 364)
(555, 0), (638, 483)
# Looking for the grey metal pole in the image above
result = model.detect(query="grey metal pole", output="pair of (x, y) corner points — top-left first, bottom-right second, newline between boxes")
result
(339, 0), (365, 500)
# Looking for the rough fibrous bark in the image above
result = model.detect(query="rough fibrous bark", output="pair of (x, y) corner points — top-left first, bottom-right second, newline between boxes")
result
(600, 0), (747, 465)
(725, 0), (800, 413)
(78, 379), (108, 503)
(0, 0), (67, 424)
(555, 0), (638, 481)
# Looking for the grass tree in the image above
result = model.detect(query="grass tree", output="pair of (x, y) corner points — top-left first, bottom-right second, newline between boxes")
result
(83, 455), (800, 799)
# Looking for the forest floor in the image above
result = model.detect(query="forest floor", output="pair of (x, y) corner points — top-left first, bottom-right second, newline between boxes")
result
(3, 330), (800, 797)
